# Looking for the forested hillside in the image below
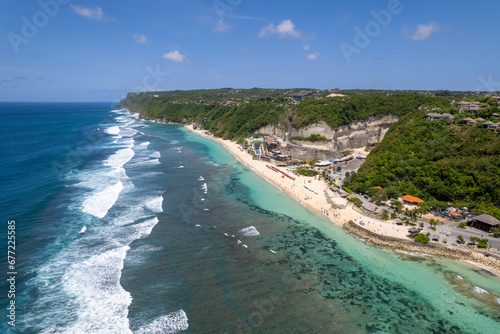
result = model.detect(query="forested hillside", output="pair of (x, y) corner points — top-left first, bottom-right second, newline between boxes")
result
(344, 109), (500, 218)
(292, 94), (452, 129)
(119, 88), (500, 217)
(119, 90), (450, 140)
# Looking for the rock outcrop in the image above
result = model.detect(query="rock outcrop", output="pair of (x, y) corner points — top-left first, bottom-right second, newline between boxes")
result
(256, 114), (400, 160)
(343, 221), (500, 274)
(257, 124), (286, 138)
(290, 114), (400, 152)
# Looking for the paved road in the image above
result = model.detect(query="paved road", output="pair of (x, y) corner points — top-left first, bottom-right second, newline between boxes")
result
(430, 220), (500, 251)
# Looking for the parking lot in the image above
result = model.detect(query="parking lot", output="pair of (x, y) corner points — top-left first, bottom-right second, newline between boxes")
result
(329, 158), (364, 186)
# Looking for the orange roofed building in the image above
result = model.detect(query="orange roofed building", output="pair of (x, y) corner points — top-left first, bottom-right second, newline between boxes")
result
(401, 195), (424, 204)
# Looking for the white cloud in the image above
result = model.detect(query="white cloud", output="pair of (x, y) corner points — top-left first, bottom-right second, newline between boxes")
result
(259, 19), (301, 38)
(133, 34), (147, 44)
(213, 20), (231, 33)
(303, 44), (311, 51)
(411, 22), (439, 41)
(163, 50), (186, 63)
(259, 23), (276, 38)
(306, 52), (319, 61)
(70, 4), (114, 22)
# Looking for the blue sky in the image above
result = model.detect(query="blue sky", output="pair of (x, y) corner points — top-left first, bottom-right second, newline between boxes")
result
(1, 0), (499, 102)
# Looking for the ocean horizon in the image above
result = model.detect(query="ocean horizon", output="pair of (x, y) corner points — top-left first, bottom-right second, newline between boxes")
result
(1, 102), (500, 333)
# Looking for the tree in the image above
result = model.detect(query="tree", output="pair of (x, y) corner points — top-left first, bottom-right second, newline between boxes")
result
(457, 235), (465, 244)
(349, 197), (363, 207)
(390, 200), (403, 212)
(478, 240), (488, 249)
(492, 227), (500, 238)
(297, 168), (318, 176)
(414, 233), (430, 244)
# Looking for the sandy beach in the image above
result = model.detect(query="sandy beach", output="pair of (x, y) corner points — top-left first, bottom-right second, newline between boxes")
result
(184, 125), (500, 275)
(186, 125), (410, 240)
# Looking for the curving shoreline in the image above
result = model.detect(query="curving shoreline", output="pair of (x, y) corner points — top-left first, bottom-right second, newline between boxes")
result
(132, 112), (500, 276)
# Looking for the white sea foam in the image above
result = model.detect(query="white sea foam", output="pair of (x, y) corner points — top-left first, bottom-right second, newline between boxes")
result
(456, 275), (464, 280)
(128, 217), (159, 241)
(135, 310), (189, 334)
(176, 166), (184, 169)
(197, 176), (205, 181)
(82, 181), (123, 218)
(242, 244), (248, 248)
(144, 196), (164, 213)
(133, 245), (163, 253)
(58, 246), (133, 334)
(133, 158), (161, 166)
(105, 126), (120, 135)
(116, 116), (129, 123)
(149, 151), (161, 158)
(473, 286), (489, 294)
(105, 148), (135, 168)
(136, 141), (150, 149)
(79, 226), (87, 234)
(270, 250), (277, 254)
(195, 224), (201, 227)
(239, 226), (260, 237)
(201, 183), (208, 194)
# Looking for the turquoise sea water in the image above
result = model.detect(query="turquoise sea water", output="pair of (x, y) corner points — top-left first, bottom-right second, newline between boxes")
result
(1, 103), (499, 333)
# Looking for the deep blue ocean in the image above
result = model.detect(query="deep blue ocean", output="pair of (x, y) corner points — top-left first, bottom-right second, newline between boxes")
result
(1, 102), (500, 333)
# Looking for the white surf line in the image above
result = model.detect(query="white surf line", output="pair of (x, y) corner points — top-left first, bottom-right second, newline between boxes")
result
(462, 260), (499, 276)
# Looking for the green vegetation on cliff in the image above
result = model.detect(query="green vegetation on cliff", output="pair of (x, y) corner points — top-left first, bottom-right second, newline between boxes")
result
(291, 94), (452, 129)
(344, 108), (500, 218)
(119, 88), (500, 217)
(119, 90), (451, 140)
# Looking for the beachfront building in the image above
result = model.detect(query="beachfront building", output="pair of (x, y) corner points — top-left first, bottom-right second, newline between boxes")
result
(408, 227), (420, 237)
(401, 195), (424, 205)
(265, 137), (278, 151)
(314, 160), (332, 171)
(469, 214), (500, 233)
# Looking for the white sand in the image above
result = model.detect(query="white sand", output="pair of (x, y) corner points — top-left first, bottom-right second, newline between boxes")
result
(186, 125), (410, 240)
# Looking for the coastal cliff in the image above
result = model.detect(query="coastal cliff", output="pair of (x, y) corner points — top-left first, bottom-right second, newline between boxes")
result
(255, 115), (399, 159)
(292, 115), (399, 151)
